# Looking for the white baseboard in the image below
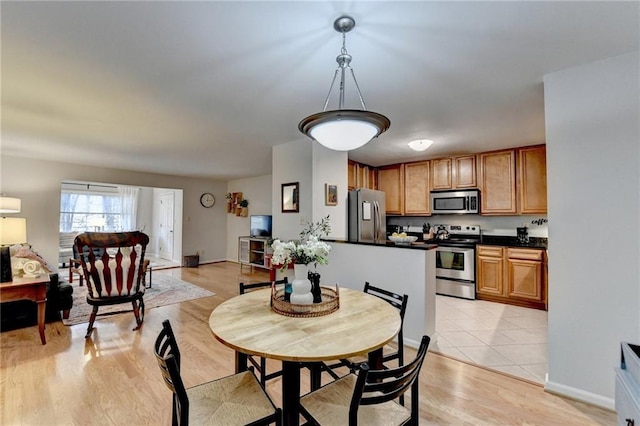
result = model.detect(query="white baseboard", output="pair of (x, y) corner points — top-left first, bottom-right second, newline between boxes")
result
(545, 380), (615, 411)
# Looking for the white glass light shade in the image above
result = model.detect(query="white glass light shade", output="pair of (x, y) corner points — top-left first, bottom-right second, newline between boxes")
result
(408, 139), (434, 151)
(299, 109), (390, 151)
(0, 197), (21, 213)
(0, 217), (27, 245)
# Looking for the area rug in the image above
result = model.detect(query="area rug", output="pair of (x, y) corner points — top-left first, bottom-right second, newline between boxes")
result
(62, 275), (215, 326)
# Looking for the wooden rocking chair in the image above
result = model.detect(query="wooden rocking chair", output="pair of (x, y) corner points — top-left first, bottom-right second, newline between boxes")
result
(74, 231), (149, 338)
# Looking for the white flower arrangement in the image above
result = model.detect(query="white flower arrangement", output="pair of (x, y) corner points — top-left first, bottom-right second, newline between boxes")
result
(270, 216), (331, 268)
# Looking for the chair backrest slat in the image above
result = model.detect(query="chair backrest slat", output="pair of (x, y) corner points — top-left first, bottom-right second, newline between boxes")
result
(154, 320), (189, 426)
(350, 335), (431, 422)
(74, 232), (149, 299)
(239, 278), (288, 294)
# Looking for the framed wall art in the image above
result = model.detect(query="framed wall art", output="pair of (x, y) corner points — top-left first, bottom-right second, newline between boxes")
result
(325, 184), (338, 206)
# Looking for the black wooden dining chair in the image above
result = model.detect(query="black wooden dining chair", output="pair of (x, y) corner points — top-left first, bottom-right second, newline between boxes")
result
(300, 335), (431, 425)
(324, 283), (408, 367)
(154, 319), (282, 426)
(239, 278), (288, 387)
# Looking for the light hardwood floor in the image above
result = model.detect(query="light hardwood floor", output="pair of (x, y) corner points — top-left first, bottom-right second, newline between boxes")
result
(1, 262), (614, 425)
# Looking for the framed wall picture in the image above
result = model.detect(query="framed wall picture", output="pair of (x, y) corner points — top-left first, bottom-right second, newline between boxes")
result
(281, 182), (299, 213)
(325, 184), (338, 206)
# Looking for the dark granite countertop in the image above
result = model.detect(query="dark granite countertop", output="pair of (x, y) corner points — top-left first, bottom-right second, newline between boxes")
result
(478, 235), (548, 249)
(324, 239), (439, 250)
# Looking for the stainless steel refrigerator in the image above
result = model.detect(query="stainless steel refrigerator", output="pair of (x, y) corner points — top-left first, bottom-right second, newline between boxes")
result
(348, 188), (387, 243)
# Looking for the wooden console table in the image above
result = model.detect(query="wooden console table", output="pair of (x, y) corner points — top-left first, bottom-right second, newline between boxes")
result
(0, 275), (49, 345)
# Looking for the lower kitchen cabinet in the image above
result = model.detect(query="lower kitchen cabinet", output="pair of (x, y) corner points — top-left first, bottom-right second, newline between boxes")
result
(477, 245), (547, 310)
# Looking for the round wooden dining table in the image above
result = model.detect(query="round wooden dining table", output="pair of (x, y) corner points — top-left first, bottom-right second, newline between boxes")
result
(209, 287), (401, 426)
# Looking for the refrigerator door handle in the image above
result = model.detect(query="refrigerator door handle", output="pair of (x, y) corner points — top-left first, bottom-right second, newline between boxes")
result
(373, 200), (380, 242)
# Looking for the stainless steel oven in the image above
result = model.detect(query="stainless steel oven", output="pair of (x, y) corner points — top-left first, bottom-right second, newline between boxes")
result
(435, 246), (476, 299)
(429, 224), (480, 300)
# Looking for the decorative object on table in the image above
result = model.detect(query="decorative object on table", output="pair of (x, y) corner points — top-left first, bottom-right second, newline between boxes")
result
(271, 284), (339, 317)
(298, 15), (390, 151)
(308, 271), (322, 303)
(325, 183), (338, 206)
(199, 192), (215, 208)
(291, 263), (313, 304)
(0, 217), (28, 282)
(270, 215), (331, 305)
(281, 182), (299, 213)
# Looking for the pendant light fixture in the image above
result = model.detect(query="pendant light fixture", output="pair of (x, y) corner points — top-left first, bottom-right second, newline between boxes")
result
(298, 15), (390, 151)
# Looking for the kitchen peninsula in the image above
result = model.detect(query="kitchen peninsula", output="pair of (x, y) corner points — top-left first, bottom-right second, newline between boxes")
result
(318, 240), (437, 348)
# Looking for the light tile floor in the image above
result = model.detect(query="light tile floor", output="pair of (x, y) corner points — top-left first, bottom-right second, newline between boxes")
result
(431, 294), (548, 384)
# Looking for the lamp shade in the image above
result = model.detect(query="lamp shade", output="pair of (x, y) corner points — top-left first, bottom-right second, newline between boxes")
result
(0, 197), (21, 213)
(0, 217), (27, 245)
(299, 109), (390, 151)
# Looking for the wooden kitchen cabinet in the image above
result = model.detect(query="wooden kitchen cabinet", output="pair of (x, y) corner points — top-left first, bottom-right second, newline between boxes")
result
(476, 245), (547, 310)
(454, 155), (477, 188)
(378, 163), (404, 215)
(404, 160), (430, 215)
(477, 245), (505, 297)
(518, 145), (547, 214)
(348, 160), (377, 190)
(478, 149), (517, 215)
(430, 155), (477, 190)
(430, 158), (452, 190)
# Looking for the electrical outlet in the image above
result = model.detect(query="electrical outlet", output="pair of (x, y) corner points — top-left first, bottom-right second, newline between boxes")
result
(299, 216), (307, 225)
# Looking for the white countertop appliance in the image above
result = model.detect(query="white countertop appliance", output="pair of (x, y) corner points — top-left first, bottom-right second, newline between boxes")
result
(427, 224), (480, 300)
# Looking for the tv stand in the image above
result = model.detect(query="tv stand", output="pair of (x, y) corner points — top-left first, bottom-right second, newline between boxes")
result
(238, 237), (272, 273)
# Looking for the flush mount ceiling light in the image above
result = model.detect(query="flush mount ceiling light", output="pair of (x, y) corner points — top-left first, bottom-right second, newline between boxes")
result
(408, 139), (434, 151)
(298, 15), (390, 151)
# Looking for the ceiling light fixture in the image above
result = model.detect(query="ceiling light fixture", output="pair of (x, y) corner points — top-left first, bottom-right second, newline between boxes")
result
(298, 15), (390, 151)
(408, 139), (434, 151)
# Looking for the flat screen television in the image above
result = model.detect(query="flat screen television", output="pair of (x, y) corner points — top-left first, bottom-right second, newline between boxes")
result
(250, 215), (272, 238)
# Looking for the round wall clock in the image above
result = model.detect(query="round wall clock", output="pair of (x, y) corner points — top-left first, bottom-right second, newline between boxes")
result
(200, 193), (215, 208)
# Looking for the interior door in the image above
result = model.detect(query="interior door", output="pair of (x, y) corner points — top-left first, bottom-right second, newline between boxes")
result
(158, 192), (175, 261)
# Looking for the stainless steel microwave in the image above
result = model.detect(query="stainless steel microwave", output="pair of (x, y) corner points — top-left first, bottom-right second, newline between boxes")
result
(430, 189), (480, 214)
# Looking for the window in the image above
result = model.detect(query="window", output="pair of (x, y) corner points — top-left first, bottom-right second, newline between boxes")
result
(60, 183), (138, 232)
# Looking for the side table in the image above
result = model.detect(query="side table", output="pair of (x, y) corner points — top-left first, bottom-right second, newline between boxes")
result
(0, 275), (50, 344)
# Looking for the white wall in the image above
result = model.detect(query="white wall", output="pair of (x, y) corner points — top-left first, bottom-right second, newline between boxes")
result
(272, 141), (313, 241)
(544, 51), (639, 408)
(0, 155), (228, 268)
(311, 143), (348, 239)
(225, 174), (273, 262)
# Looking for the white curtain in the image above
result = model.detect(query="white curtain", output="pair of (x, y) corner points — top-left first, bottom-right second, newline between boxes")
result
(119, 186), (139, 231)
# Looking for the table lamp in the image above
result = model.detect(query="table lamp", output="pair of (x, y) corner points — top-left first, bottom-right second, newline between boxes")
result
(0, 217), (27, 282)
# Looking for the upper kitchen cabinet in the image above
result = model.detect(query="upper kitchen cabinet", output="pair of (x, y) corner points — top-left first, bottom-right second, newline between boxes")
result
(348, 160), (377, 190)
(404, 161), (430, 215)
(378, 163), (404, 215)
(430, 155), (477, 190)
(478, 149), (517, 215)
(518, 145), (547, 214)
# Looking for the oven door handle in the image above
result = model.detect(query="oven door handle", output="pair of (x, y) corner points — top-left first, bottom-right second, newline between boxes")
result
(436, 246), (474, 253)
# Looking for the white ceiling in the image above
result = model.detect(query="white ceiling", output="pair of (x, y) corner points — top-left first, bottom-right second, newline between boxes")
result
(2, 1), (638, 181)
